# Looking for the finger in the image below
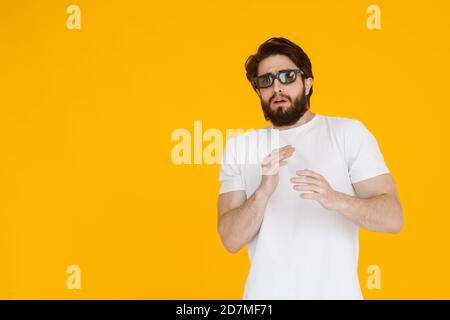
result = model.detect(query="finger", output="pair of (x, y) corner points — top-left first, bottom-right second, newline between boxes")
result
(263, 146), (295, 169)
(279, 160), (288, 167)
(280, 145), (295, 153)
(279, 148), (295, 159)
(265, 150), (283, 162)
(277, 146), (295, 158)
(271, 145), (293, 157)
(279, 144), (294, 151)
(296, 169), (323, 180)
(290, 176), (320, 185)
(278, 151), (295, 161)
(292, 184), (322, 193)
(269, 149), (294, 163)
(277, 145), (295, 153)
(300, 192), (320, 200)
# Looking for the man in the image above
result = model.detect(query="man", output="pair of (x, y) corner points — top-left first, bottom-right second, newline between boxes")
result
(217, 37), (403, 299)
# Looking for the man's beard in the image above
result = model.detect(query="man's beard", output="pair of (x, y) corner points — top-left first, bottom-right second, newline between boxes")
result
(260, 91), (309, 127)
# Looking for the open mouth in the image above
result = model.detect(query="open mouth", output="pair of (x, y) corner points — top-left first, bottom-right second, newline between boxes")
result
(273, 97), (289, 104)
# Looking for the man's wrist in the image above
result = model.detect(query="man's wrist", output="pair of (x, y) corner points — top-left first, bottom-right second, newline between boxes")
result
(335, 192), (355, 215)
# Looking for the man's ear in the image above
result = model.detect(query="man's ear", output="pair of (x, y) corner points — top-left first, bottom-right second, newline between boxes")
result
(305, 77), (313, 96)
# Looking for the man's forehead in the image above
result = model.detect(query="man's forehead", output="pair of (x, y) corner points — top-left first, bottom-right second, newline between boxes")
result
(257, 55), (297, 74)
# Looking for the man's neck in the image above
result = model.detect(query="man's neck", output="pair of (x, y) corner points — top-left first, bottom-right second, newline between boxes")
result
(272, 110), (316, 130)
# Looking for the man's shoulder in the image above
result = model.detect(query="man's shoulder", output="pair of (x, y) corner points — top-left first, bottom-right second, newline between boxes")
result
(319, 114), (365, 134)
(320, 114), (361, 126)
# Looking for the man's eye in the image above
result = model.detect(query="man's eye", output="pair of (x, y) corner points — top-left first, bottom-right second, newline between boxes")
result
(258, 76), (271, 86)
(284, 71), (296, 82)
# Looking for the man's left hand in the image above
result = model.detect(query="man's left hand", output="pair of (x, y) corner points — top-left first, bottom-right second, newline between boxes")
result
(290, 169), (346, 211)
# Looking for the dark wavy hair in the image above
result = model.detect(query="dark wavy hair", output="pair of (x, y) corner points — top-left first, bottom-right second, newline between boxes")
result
(245, 37), (314, 105)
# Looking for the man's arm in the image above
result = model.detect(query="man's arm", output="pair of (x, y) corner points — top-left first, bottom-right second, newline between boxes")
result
(290, 170), (403, 234)
(217, 189), (269, 254)
(217, 145), (295, 253)
(337, 174), (403, 233)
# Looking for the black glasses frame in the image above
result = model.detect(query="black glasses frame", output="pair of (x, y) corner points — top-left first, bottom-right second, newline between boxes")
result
(252, 69), (303, 89)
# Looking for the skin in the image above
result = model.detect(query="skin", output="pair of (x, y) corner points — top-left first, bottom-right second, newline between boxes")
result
(217, 54), (403, 254)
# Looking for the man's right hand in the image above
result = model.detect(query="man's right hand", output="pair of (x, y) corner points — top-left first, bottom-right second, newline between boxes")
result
(217, 145), (295, 253)
(258, 145), (295, 198)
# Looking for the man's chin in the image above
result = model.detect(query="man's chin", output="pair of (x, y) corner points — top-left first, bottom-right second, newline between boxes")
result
(271, 104), (292, 112)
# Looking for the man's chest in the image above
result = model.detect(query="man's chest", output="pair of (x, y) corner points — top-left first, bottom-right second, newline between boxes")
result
(239, 133), (354, 198)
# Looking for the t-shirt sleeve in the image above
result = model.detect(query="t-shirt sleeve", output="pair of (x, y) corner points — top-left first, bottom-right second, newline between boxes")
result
(218, 137), (245, 194)
(345, 120), (390, 184)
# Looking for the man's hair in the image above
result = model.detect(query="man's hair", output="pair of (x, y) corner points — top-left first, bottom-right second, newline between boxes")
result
(245, 37), (314, 105)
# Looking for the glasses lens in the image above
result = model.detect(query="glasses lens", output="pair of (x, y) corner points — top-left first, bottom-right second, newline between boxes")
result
(254, 75), (272, 88)
(279, 70), (297, 84)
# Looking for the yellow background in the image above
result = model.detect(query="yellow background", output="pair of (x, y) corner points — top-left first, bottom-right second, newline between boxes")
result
(0, 0), (449, 299)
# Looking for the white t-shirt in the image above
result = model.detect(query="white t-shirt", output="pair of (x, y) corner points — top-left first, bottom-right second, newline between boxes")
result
(218, 114), (390, 300)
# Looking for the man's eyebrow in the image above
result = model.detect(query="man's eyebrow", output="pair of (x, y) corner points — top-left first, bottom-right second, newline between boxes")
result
(257, 69), (295, 77)
(256, 72), (271, 77)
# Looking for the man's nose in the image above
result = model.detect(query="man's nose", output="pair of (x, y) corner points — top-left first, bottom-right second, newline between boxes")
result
(272, 78), (283, 93)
